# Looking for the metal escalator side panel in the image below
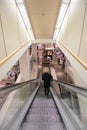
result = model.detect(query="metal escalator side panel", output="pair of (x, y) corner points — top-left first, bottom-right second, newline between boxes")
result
(50, 87), (87, 130)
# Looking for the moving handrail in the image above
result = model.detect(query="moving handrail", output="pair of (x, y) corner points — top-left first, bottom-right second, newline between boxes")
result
(51, 80), (87, 130)
(1, 78), (86, 98)
(50, 87), (87, 130)
(0, 78), (39, 96)
(53, 79), (87, 97)
(0, 78), (40, 130)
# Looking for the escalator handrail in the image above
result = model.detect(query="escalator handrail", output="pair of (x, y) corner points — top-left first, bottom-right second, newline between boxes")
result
(0, 78), (39, 96)
(50, 87), (87, 130)
(53, 79), (87, 97)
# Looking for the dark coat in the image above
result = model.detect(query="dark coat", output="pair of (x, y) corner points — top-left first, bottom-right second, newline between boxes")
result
(42, 73), (53, 88)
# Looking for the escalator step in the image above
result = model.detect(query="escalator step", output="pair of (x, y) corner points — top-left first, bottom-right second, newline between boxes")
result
(29, 108), (58, 114)
(22, 122), (64, 130)
(26, 114), (60, 122)
(21, 86), (65, 130)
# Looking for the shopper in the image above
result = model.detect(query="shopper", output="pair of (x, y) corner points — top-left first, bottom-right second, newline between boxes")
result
(14, 72), (17, 82)
(42, 67), (53, 95)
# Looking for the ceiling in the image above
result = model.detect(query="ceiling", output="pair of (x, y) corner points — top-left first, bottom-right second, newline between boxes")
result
(24, 0), (62, 40)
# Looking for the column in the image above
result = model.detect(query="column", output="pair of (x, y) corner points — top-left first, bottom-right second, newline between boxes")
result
(19, 49), (31, 81)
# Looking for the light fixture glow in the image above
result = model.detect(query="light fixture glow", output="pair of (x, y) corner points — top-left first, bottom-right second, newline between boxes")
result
(53, 0), (70, 40)
(15, 0), (23, 4)
(16, 1), (35, 40)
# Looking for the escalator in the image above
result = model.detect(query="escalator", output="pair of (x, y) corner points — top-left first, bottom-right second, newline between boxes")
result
(20, 85), (65, 130)
(0, 79), (87, 130)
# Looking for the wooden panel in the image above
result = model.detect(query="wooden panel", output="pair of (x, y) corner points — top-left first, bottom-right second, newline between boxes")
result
(17, 9), (30, 45)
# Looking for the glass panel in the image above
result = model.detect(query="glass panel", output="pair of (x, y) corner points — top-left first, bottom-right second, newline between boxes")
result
(52, 81), (87, 128)
(0, 80), (38, 128)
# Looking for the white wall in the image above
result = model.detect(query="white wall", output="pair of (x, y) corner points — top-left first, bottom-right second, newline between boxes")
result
(0, 0), (19, 55)
(0, 15), (6, 61)
(0, 0), (31, 80)
(58, 0), (87, 86)
(57, 0), (87, 125)
(19, 50), (30, 81)
(0, 0), (30, 61)
(58, 7), (70, 46)
(79, 5), (87, 64)
(0, 43), (30, 81)
(17, 8), (30, 45)
(58, 0), (87, 60)
(66, 0), (85, 55)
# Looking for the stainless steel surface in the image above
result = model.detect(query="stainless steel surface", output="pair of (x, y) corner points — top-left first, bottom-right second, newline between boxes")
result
(21, 85), (65, 130)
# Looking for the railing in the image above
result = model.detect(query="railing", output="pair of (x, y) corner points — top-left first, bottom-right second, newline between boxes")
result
(0, 78), (40, 130)
(58, 41), (87, 69)
(51, 79), (87, 130)
(54, 79), (87, 97)
(0, 41), (29, 67)
(0, 78), (38, 96)
(0, 78), (87, 130)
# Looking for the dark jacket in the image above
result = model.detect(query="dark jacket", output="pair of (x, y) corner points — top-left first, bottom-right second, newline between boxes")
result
(42, 73), (53, 88)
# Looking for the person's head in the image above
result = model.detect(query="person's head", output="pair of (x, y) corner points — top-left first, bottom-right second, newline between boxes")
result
(43, 67), (49, 73)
